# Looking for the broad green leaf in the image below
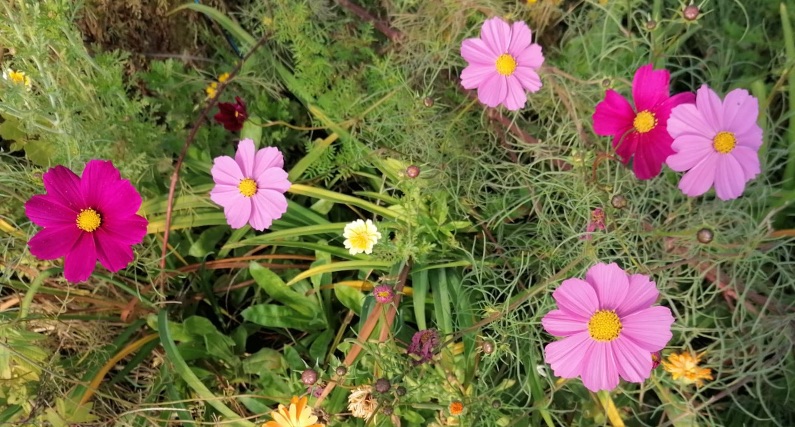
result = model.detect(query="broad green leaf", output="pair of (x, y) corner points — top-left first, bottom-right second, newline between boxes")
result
(241, 115), (262, 148)
(249, 262), (319, 318)
(241, 304), (324, 331)
(431, 268), (453, 335)
(309, 329), (334, 361)
(188, 226), (227, 258)
(411, 268), (429, 331)
(334, 284), (365, 315)
(242, 348), (285, 376)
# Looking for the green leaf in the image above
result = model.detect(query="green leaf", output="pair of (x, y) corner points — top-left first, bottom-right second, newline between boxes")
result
(0, 116), (25, 142)
(334, 284), (365, 315)
(241, 115), (263, 147)
(24, 139), (56, 167)
(411, 268), (429, 331)
(241, 304), (324, 330)
(183, 316), (236, 363)
(309, 329), (334, 361)
(242, 348), (286, 376)
(171, 3), (256, 48)
(249, 262), (319, 318)
(188, 226), (227, 258)
(431, 268), (453, 335)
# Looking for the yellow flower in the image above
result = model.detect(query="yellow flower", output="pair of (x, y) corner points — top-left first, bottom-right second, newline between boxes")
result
(3, 69), (31, 90)
(343, 219), (381, 255)
(218, 72), (231, 83)
(662, 352), (713, 386)
(263, 396), (324, 427)
(347, 385), (377, 420)
(205, 73), (231, 99)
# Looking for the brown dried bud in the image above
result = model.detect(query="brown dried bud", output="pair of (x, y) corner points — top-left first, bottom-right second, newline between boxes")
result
(406, 165), (420, 179)
(335, 366), (348, 376)
(423, 97), (434, 107)
(683, 5), (699, 21)
(480, 340), (495, 355)
(602, 78), (612, 88)
(697, 228), (714, 244)
(375, 378), (391, 393)
(611, 195), (627, 209)
(645, 20), (657, 30)
(301, 369), (318, 385)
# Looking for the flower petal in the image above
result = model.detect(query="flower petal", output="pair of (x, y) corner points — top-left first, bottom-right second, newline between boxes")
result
(544, 331), (593, 379)
(593, 90), (635, 137)
(723, 88), (758, 134)
(477, 73), (508, 108)
(614, 131), (639, 164)
(667, 134), (714, 171)
(611, 336), (653, 383)
(235, 138), (256, 177)
(256, 168), (291, 193)
(461, 64), (495, 90)
(514, 43), (544, 69)
(503, 76), (527, 111)
(667, 103), (713, 139)
(249, 192), (281, 231)
(507, 21), (532, 56)
(480, 17), (510, 54)
(25, 194), (77, 228)
(552, 277), (599, 319)
(28, 226), (81, 260)
(734, 123), (763, 151)
(63, 232), (98, 282)
(81, 160), (121, 208)
(621, 306), (674, 352)
(96, 179), (143, 218)
(102, 214), (148, 245)
(94, 229), (135, 272)
(512, 66), (542, 93)
(694, 84), (723, 134)
(461, 38), (496, 65)
(678, 152), (718, 197)
(210, 184), (242, 209)
(224, 196), (252, 229)
(714, 154), (747, 200)
(730, 146), (761, 181)
(542, 309), (588, 337)
(256, 189), (289, 221)
(615, 274), (659, 317)
(585, 262), (629, 311)
(211, 155), (244, 186)
(580, 341), (619, 392)
(631, 130), (672, 179)
(42, 165), (84, 210)
(632, 64), (670, 112)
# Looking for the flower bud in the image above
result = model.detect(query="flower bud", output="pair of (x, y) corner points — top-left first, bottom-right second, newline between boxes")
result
(301, 369), (318, 385)
(645, 20), (657, 30)
(480, 340), (495, 355)
(406, 165), (420, 179)
(382, 405), (394, 415)
(697, 228), (714, 244)
(683, 5), (699, 21)
(423, 97), (434, 107)
(395, 386), (407, 396)
(375, 378), (391, 393)
(611, 194), (627, 209)
(491, 399), (502, 409)
(335, 366), (348, 376)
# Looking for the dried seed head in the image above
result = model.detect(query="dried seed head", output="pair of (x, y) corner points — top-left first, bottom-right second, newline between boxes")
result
(683, 5), (699, 21)
(611, 194), (627, 209)
(406, 165), (420, 179)
(645, 20), (657, 30)
(382, 405), (394, 415)
(374, 378), (391, 393)
(697, 228), (714, 244)
(395, 386), (407, 396)
(480, 340), (495, 355)
(335, 366), (348, 376)
(423, 97), (434, 107)
(301, 369), (318, 385)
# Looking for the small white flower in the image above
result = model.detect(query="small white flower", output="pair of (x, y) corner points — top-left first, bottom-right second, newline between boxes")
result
(2, 69), (31, 90)
(343, 219), (381, 255)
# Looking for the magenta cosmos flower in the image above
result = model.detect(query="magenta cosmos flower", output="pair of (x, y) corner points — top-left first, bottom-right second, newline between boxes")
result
(666, 85), (762, 200)
(541, 263), (674, 392)
(210, 139), (290, 230)
(24, 160), (148, 282)
(593, 64), (695, 179)
(460, 17), (544, 111)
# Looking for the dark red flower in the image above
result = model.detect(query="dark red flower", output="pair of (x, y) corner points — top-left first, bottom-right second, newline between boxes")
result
(407, 329), (439, 365)
(214, 96), (248, 132)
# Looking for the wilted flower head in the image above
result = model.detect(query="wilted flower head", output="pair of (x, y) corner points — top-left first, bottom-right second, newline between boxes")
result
(666, 85), (762, 200)
(581, 208), (606, 240)
(407, 329), (439, 365)
(209, 139), (290, 230)
(3, 68), (31, 90)
(651, 351), (662, 369)
(460, 17), (544, 110)
(214, 96), (248, 132)
(24, 160), (148, 282)
(593, 64), (695, 179)
(372, 284), (394, 303)
(542, 263), (674, 391)
(343, 219), (381, 255)
(263, 396), (324, 427)
(662, 352), (713, 386)
(347, 385), (377, 420)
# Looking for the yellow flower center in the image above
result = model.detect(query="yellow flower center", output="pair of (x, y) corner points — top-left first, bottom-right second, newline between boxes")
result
(76, 208), (102, 232)
(587, 310), (622, 342)
(238, 178), (258, 197)
(712, 131), (736, 154)
(633, 110), (657, 134)
(495, 54), (518, 76)
(349, 231), (370, 250)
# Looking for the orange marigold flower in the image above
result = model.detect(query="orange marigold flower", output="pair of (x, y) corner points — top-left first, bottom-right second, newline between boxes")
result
(662, 352), (713, 386)
(449, 400), (464, 415)
(262, 396), (324, 427)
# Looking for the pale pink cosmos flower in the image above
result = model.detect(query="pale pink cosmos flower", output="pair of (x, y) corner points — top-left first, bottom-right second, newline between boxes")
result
(592, 64), (695, 180)
(542, 263), (674, 392)
(666, 85), (762, 200)
(460, 17), (544, 111)
(210, 139), (291, 230)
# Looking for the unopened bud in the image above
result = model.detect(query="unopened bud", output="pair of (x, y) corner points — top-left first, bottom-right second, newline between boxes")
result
(480, 340), (495, 355)
(395, 386), (407, 396)
(697, 228), (714, 244)
(611, 194), (627, 209)
(406, 165), (420, 179)
(301, 369), (318, 385)
(645, 20), (657, 30)
(335, 366), (347, 376)
(375, 378), (391, 393)
(423, 97), (434, 107)
(683, 5), (699, 21)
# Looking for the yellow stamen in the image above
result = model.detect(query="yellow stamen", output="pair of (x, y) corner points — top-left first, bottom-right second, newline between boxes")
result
(587, 310), (622, 342)
(633, 110), (657, 133)
(712, 131), (736, 154)
(495, 54), (518, 76)
(238, 178), (257, 197)
(76, 208), (102, 232)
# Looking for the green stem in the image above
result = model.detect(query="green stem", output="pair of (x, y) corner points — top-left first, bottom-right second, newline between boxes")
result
(19, 268), (57, 319)
(780, 3), (795, 188)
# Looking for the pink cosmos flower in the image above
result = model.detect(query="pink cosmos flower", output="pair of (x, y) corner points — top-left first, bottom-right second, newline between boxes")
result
(210, 139), (290, 231)
(460, 17), (544, 111)
(593, 64), (695, 179)
(666, 85), (762, 200)
(541, 263), (674, 392)
(24, 160), (148, 282)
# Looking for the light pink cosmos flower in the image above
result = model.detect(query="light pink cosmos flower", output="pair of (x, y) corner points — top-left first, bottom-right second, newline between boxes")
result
(542, 263), (674, 392)
(593, 64), (695, 180)
(25, 160), (148, 282)
(666, 85), (762, 200)
(210, 139), (291, 231)
(460, 17), (544, 111)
